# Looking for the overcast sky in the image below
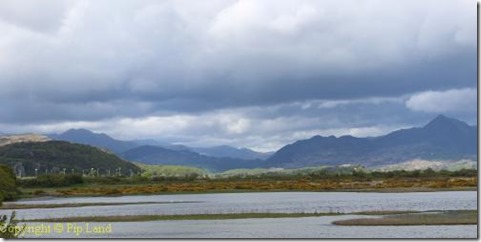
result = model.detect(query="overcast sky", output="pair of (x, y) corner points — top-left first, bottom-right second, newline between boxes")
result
(0, 0), (476, 151)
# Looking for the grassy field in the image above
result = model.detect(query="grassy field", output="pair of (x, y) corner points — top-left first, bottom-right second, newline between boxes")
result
(333, 210), (478, 226)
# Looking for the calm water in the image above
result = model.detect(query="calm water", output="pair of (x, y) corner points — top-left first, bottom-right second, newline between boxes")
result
(2, 191), (477, 238)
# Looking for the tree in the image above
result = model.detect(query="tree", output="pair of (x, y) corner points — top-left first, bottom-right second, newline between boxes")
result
(0, 165), (18, 201)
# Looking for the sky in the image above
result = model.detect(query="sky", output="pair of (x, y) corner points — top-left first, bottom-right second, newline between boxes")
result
(0, 0), (477, 152)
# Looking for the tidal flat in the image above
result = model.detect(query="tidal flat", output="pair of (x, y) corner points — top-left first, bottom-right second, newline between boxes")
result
(4, 191), (477, 238)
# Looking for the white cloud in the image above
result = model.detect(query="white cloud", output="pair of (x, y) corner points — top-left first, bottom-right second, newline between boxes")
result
(0, 0), (74, 33)
(315, 96), (405, 109)
(405, 88), (476, 113)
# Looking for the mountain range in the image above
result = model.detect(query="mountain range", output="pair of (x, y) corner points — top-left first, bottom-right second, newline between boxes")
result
(48, 129), (138, 154)
(47, 129), (269, 171)
(121, 145), (264, 172)
(266, 115), (477, 168)
(48, 129), (270, 161)
(2, 114), (475, 172)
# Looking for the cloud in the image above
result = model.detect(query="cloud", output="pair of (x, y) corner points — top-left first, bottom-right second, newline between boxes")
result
(0, 94), (441, 151)
(0, 0), (74, 33)
(0, 0), (476, 124)
(0, 0), (476, 150)
(405, 88), (476, 114)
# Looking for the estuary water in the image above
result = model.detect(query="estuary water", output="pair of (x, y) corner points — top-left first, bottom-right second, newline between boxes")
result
(2, 191), (477, 238)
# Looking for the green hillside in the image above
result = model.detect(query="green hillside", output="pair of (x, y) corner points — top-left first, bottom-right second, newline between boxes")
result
(0, 141), (139, 177)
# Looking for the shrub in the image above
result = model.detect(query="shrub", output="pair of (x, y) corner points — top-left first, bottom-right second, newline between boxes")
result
(84, 176), (121, 185)
(0, 165), (18, 201)
(0, 212), (25, 238)
(33, 190), (45, 196)
(18, 174), (84, 188)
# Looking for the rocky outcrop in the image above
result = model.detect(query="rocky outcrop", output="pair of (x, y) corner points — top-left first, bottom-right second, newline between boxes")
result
(0, 134), (50, 147)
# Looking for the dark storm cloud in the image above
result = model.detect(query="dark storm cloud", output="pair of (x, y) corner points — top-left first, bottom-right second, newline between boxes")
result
(0, 0), (476, 150)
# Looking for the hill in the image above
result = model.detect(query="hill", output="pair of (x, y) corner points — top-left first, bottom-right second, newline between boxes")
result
(0, 141), (139, 177)
(121, 145), (264, 172)
(49, 129), (138, 154)
(266, 115), (477, 168)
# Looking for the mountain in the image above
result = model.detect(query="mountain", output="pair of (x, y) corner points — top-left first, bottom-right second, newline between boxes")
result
(266, 115), (477, 168)
(121, 145), (264, 172)
(192, 145), (272, 160)
(0, 141), (139, 176)
(49, 129), (138, 154)
(49, 129), (270, 161)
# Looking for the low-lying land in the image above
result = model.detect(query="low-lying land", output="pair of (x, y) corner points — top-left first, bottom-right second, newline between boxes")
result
(21, 212), (339, 222)
(19, 210), (477, 225)
(2, 168), (474, 200)
(19, 176), (477, 198)
(333, 210), (477, 226)
(0, 201), (201, 210)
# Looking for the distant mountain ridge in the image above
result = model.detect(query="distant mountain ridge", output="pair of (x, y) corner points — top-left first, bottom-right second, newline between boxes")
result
(266, 115), (477, 168)
(41, 115), (478, 171)
(49, 129), (138, 154)
(49, 129), (272, 171)
(121, 145), (264, 172)
(192, 145), (272, 160)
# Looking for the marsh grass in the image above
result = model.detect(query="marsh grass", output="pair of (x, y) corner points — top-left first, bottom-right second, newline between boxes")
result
(0, 201), (201, 210)
(333, 210), (477, 226)
(352, 210), (420, 216)
(18, 177), (477, 199)
(21, 212), (341, 222)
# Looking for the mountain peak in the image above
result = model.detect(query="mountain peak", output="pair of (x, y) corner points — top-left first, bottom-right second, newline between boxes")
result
(428, 114), (450, 123)
(62, 128), (113, 140)
(423, 115), (470, 130)
(53, 128), (137, 154)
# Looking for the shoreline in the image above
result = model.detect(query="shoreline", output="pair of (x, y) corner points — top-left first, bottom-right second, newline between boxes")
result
(19, 210), (478, 225)
(15, 186), (477, 201)
(0, 201), (202, 210)
(15, 187), (478, 199)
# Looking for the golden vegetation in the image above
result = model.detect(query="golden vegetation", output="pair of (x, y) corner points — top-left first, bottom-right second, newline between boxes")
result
(42, 176), (477, 197)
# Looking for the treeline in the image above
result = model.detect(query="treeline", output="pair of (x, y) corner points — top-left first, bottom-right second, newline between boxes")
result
(353, 168), (477, 179)
(18, 174), (84, 188)
(213, 168), (478, 181)
(16, 168), (478, 189)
